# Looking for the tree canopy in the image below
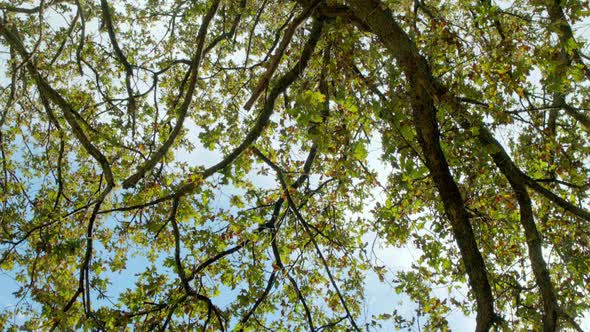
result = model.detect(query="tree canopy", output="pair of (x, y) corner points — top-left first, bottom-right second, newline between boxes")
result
(1, 0), (590, 330)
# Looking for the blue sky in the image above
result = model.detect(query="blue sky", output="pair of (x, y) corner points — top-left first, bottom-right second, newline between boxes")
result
(2, 1), (590, 330)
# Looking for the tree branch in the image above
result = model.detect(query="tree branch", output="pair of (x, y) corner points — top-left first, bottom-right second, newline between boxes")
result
(242, 0), (321, 111)
(345, 1), (497, 330)
(173, 17), (324, 198)
(0, 20), (115, 187)
(100, 0), (137, 136)
(122, 0), (221, 188)
(253, 148), (360, 331)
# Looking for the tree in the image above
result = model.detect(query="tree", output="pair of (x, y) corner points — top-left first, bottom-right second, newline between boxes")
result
(0, 0), (589, 330)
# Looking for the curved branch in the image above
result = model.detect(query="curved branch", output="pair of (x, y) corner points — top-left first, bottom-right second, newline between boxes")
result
(0, 1), (60, 14)
(100, 0), (137, 135)
(345, 1), (497, 330)
(453, 99), (590, 221)
(238, 271), (277, 330)
(203, 0), (246, 55)
(473, 124), (559, 331)
(100, 0), (132, 72)
(122, 0), (221, 188)
(545, 1), (590, 81)
(254, 148), (360, 331)
(106, 18), (324, 210)
(186, 241), (246, 282)
(170, 197), (191, 293)
(173, 17), (324, 198)
(561, 101), (590, 130)
(242, 0), (321, 111)
(50, 184), (113, 331)
(168, 197), (226, 331)
(1, 20), (115, 187)
(524, 176), (590, 221)
(270, 233), (315, 331)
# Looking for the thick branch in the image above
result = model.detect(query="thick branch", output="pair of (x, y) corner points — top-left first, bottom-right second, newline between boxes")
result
(346, 1), (496, 330)
(242, 0), (320, 111)
(473, 124), (558, 331)
(1, 20), (115, 187)
(545, 0), (590, 81)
